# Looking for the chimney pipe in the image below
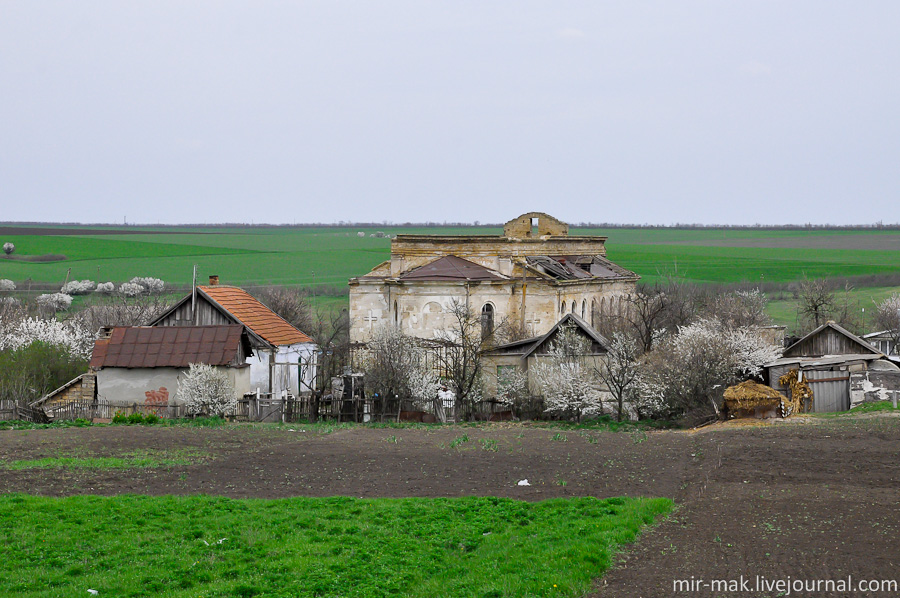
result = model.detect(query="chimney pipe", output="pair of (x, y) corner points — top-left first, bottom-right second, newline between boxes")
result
(209, 275), (219, 286)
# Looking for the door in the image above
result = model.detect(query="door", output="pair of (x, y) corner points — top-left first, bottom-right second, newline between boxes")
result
(804, 370), (850, 412)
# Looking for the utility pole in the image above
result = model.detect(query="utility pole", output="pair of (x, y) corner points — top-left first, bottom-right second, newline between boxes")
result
(63, 268), (71, 291)
(191, 265), (197, 325)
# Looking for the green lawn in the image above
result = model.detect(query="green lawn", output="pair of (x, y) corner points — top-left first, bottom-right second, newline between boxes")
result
(0, 493), (672, 598)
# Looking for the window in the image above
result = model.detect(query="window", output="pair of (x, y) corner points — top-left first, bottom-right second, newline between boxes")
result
(571, 300), (576, 313)
(393, 301), (398, 324)
(581, 299), (586, 319)
(497, 365), (519, 386)
(481, 303), (495, 338)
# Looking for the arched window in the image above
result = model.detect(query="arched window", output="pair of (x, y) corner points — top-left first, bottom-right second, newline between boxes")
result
(393, 300), (399, 324)
(591, 299), (597, 327)
(581, 299), (586, 319)
(571, 300), (576, 314)
(481, 303), (495, 339)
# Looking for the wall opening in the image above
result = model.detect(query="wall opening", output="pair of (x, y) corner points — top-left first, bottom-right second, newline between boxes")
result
(481, 303), (495, 339)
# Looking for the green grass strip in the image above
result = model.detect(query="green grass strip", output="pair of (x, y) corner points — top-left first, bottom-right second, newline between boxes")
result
(0, 494), (672, 598)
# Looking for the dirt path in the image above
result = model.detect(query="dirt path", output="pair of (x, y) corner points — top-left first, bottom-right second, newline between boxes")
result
(1, 417), (898, 597)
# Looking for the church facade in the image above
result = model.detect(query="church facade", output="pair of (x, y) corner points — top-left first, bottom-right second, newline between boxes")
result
(348, 212), (639, 343)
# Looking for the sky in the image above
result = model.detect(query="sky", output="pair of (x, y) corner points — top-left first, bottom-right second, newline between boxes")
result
(1, 2), (898, 226)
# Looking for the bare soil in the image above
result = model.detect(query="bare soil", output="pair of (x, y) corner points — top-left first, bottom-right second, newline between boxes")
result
(1, 416), (898, 597)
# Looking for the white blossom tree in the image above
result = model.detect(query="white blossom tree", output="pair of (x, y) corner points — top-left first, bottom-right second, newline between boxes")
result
(594, 332), (641, 422)
(178, 363), (236, 416)
(61, 280), (96, 295)
(0, 279), (15, 291)
(874, 293), (900, 355)
(530, 326), (603, 422)
(36, 293), (73, 312)
(0, 316), (95, 360)
(96, 281), (115, 294)
(2, 242), (14, 256)
(118, 282), (145, 297)
(129, 277), (165, 294)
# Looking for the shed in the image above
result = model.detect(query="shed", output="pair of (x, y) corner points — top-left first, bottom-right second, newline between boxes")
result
(765, 321), (895, 412)
(151, 278), (317, 396)
(89, 325), (252, 408)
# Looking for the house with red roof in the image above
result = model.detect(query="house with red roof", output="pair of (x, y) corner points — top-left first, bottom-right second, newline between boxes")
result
(151, 278), (318, 397)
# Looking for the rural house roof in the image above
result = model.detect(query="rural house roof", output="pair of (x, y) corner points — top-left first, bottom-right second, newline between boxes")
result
(398, 255), (507, 282)
(486, 313), (610, 359)
(782, 321), (883, 358)
(151, 285), (314, 347)
(91, 325), (248, 369)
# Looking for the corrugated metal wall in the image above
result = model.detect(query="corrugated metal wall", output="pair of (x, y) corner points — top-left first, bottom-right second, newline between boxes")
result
(805, 370), (850, 412)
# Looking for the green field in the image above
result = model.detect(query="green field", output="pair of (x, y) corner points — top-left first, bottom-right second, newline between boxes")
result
(2, 224), (899, 329)
(0, 493), (672, 598)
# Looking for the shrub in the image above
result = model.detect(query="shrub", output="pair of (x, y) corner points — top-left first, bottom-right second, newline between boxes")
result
(129, 277), (165, 294)
(127, 413), (145, 425)
(144, 413), (160, 425)
(2, 242), (13, 256)
(96, 282), (115, 294)
(112, 412), (128, 424)
(0, 279), (14, 291)
(118, 282), (144, 297)
(178, 363), (236, 417)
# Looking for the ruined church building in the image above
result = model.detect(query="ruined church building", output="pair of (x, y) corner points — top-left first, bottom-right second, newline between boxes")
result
(349, 213), (639, 343)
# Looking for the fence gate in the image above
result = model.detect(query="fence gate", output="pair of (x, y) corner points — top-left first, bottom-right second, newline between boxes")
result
(804, 370), (850, 413)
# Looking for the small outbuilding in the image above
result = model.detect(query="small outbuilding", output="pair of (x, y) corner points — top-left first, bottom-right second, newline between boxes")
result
(765, 321), (899, 412)
(90, 325), (253, 409)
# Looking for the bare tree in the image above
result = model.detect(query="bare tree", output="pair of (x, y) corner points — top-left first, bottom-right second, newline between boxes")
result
(252, 286), (314, 333)
(433, 299), (503, 421)
(70, 293), (173, 331)
(705, 289), (772, 328)
(795, 277), (835, 330)
(298, 305), (350, 421)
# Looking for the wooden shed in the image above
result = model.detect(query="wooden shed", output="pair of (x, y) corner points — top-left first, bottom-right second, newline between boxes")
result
(765, 321), (890, 412)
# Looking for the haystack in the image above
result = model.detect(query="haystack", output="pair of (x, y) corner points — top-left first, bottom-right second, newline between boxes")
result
(723, 380), (786, 413)
(778, 369), (813, 415)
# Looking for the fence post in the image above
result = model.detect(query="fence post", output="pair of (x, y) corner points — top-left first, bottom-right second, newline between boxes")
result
(894, 390), (898, 409)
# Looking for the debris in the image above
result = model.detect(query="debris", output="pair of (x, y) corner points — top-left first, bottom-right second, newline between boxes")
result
(517, 479), (530, 486)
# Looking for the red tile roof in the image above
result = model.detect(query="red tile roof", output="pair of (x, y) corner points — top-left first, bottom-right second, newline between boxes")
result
(198, 286), (314, 346)
(91, 326), (245, 369)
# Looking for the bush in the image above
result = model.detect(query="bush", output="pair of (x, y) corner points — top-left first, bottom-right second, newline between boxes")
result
(144, 413), (160, 425)
(112, 412), (128, 424)
(129, 277), (165, 294)
(118, 282), (144, 297)
(178, 363), (236, 417)
(2, 242), (13, 256)
(127, 413), (145, 425)
(96, 282), (115, 294)
(0, 279), (14, 291)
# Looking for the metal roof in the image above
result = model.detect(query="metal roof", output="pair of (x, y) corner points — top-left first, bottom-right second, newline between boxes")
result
(398, 255), (506, 282)
(91, 326), (245, 369)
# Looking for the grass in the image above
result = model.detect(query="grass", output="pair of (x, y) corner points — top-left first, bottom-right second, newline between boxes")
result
(0, 450), (205, 470)
(0, 493), (673, 598)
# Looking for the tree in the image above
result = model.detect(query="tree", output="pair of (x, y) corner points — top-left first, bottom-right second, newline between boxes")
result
(706, 289), (772, 328)
(594, 332), (640, 422)
(530, 325), (603, 422)
(252, 286), (314, 333)
(873, 293), (900, 355)
(795, 277), (834, 330)
(361, 323), (424, 417)
(0, 341), (89, 403)
(635, 318), (782, 422)
(433, 299), (502, 420)
(178, 363), (236, 416)
(2, 242), (14, 256)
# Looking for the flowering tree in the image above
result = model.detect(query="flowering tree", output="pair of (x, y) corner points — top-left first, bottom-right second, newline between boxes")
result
(178, 363), (236, 416)
(635, 318), (782, 420)
(118, 282), (145, 297)
(874, 293), (900, 355)
(0, 316), (95, 360)
(530, 326), (603, 422)
(594, 332), (641, 422)
(36, 293), (73, 312)
(61, 280), (96, 295)
(96, 282), (115, 294)
(360, 323), (424, 416)
(130, 277), (165, 294)
(2, 242), (13, 256)
(493, 366), (530, 411)
(0, 279), (14, 291)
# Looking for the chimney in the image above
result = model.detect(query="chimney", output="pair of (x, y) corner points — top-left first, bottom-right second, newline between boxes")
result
(209, 275), (219, 286)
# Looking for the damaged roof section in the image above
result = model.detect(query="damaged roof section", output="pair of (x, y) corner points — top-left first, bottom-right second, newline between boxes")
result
(526, 255), (637, 281)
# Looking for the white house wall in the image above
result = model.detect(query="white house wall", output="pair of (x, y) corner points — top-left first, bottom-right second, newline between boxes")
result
(97, 366), (251, 406)
(247, 343), (318, 396)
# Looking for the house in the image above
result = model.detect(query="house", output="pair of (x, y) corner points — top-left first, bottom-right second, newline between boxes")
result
(481, 313), (610, 414)
(765, 321), (900, 412)
(89, 325), (252, 408)
(151, 278), (317, 396)
(349, 212), (639, 343)
(861, 330), (899, 359)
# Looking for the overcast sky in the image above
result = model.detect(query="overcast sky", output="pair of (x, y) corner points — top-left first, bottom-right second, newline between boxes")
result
(2, 2), (898, 225)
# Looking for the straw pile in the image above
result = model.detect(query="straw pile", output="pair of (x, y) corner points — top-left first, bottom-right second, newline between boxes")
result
(723, 380), (787, 413)
(778, 369), (813, 415)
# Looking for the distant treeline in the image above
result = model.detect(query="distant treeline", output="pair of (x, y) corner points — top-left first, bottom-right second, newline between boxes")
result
(3, 221), (900, 230)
